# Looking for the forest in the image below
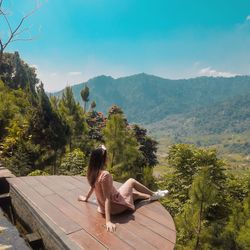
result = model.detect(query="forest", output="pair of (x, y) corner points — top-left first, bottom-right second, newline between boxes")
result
(0, 52), (250, 249)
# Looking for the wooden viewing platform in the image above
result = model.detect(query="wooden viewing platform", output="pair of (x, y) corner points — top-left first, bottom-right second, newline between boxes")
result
(7, 176), (176, 249)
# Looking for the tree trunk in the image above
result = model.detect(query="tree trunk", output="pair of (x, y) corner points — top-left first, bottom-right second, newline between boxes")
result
(0, 49), (3, 70)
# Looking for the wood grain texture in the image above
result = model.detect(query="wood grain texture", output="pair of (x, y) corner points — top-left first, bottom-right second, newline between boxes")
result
(8, 176), (176, 249)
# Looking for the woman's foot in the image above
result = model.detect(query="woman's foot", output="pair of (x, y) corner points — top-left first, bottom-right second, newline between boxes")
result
(78, 195), (87, 202)
(150, 190), (169, 201)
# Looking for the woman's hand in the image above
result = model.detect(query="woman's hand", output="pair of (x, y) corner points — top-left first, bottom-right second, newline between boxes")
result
(78, 195), (88, 202)
(78, 187), (94, 202)
(106, 221), (116, 232)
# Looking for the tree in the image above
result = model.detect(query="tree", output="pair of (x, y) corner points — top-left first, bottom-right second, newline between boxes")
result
(159, 144), (236, 248)
(237, 194), (250, 249)
(131, 124), (158, 166)
(28, 83), (69, 174)
(177, 167), (218, 249)
(86, 111), (106, 141)
(223, 175), (250, 249)
(103, 111), (141, 181)
(0, 52), (39, 92)
(58, 86), (89, 152)
(0, 80), (29, 140)
(90, 100), (96, 111)
(58, 148), (87, 175)
(81, 85), (89, 113)
(0, 0), (42, 65)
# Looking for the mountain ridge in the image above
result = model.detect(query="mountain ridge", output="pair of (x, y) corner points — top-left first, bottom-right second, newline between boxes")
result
(52, 73), (250, 125)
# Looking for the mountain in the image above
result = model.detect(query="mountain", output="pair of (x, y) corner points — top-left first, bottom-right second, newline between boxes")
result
(146, 93), (250, 138)
(53, 73), (250, 124)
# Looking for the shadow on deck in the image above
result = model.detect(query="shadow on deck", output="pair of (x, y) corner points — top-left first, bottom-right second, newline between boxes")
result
(7, 176), (176, 250)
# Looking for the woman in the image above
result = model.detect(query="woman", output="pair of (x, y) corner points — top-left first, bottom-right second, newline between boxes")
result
(78, 145), (169, 232)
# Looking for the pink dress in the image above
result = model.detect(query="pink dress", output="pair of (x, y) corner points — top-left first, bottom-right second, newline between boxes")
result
(94, 170), (135, 215)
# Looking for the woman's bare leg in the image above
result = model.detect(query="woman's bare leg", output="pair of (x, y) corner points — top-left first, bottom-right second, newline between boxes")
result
(127, 178), (154, 196)
(133, 190), (151, 201)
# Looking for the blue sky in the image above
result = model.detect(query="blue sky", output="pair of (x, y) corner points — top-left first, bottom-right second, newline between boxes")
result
(2, 0), (250, 91)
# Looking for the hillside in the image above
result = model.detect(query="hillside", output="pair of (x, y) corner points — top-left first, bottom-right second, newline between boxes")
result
(53, 73), (250, 124)
(146, 93), (250, 138)
(148, 93), (250, 173)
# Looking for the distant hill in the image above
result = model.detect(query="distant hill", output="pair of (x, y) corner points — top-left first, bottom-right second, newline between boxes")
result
(52, 73), (250, 124)
(146, 93), (250, 138)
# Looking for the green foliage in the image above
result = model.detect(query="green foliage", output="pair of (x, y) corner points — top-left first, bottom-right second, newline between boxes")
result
(103, 112), (141, 181)
(131, 124), (158, 166)
(3, 139), (40, 176)
(0, 54), (155, 183)
(158, 144), (235, 249)
(90, 100), (96, 111)
(28, 170), (49, 176)
(58, 86), (90, 152)
(0, 80), (30, 140)
(0, 52), (38, 92)
(86, 111), (106, 141)
(81, 84), (89, 113)
(176, 167), (218, 249)
(237, 195), (250, 249)
(142, 166), (157, 190)
(222, 185), (250, 250)
(59, 148), (87, 175)
(29, 83), (68, 149)
(165, 144), (226, 213)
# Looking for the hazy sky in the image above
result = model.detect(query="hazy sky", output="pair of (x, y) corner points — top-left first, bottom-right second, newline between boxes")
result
(3, 0), (250, 91)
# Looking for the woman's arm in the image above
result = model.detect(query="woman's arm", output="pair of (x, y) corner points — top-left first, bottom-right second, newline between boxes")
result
(78, 186), (94, 202)
(105, 197), (116, 232)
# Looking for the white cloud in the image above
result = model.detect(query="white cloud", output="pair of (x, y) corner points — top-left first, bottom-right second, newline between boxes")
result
(198, 67), (237, 78)
(68, 71), (82, 76)
(50, 72), (57, 77)
(246, 15), (250, 21)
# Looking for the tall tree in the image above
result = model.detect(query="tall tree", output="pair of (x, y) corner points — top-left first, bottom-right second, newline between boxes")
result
(131, 124), (158, 166)
(81, 85), (89, 113)
(177, 167), (218, 249)
(103, 108), (141, 181)
(58, 86), (90, 152)
(28, 83), (68, 173)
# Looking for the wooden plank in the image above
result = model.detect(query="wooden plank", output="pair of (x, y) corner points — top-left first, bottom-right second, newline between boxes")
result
(112, 212), (174, 249)
(69, 230), (107, 250)
(67, 183), (176, 246)
(131, 211), (176, 244)
(8, 176), (176, 249)
(46, 193), (133, 250)
(136, 202), (176, 231)
(8, 178), (82, 234)
(20, 176), (54, 196)
(145, 201), (176, 228)
(34, 175), (78, 194)
(60, 188), (167, 250)
(59, 175), (90, 190)
(0, 167), (15, 178)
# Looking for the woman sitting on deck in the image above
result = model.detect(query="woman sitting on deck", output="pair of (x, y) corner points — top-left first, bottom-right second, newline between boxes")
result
(78, 145), (169, 233)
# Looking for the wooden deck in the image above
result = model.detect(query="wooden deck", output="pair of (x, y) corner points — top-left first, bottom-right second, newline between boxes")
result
(7, 176), (176, 250)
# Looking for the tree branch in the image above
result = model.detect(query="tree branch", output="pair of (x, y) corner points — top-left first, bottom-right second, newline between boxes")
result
(0, 0), (43, 52)
(0, 9), (13, 33)
(11, 38), (34, 42)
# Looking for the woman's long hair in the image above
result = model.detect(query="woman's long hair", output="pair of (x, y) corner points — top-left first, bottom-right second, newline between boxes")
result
(87, 147), (107, 187)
